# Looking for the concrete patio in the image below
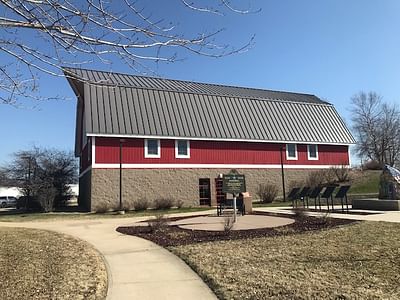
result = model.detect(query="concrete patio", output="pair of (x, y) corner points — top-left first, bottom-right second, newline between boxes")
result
(170, 214), (294, 231)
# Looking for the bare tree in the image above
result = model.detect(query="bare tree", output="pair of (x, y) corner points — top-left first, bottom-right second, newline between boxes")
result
(351, 91), (400, 167)
(0, 0), (257, 104)
(5, 147), (78, 211)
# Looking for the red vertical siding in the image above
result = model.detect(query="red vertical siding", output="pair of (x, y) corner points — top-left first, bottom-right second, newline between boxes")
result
(94, 137), (349, 166)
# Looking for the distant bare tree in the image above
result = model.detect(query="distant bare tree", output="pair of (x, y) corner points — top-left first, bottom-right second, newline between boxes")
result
(5, 147), (78, 211)
(0, 0), (257, 104)
(0, 168), (13, 186)
(351, 91), (400, 167)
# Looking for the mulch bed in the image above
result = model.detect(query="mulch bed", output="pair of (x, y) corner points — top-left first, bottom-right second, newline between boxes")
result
(116, 212), (356, 247)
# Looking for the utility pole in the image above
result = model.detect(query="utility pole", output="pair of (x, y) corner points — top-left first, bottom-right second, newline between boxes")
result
(119, 139), (126, 213)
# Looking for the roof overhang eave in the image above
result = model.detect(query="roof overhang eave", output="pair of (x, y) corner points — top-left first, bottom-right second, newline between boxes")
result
(86, 133), (356, 146)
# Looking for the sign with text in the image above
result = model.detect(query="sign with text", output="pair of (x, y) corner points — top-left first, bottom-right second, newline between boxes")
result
(222, 172), (246, 195)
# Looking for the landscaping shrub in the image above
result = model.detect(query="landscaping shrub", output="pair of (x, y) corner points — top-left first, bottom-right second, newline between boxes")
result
(331, 164), (351, 183)
(363, 160), (383, 170)
(122, 199), (135, 211)
(175, 199), (184, 209)
(223, 215), (234, 232)
(153, 197), (174, 210)
(287, 180), (304, 195)
(292, 207), (307, 219)
(305, 170), (326, 187)
(36, 184), (57, 212)
(315, 211), (332, 225)
(133, 198), (149, 211)
(17, 196), (42, 211)
(323, 168), (337, 185)
(306, 169), (337, 187)
(256, 183), (278, 203)
(148, 213), (168, 233)
(94, 202), (110, 213)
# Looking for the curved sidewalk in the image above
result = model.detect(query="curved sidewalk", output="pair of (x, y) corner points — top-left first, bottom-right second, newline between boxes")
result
(0, 213), (217, 300)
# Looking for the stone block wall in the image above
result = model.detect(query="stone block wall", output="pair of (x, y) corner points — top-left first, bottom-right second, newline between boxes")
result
(86, 168), (316, 212)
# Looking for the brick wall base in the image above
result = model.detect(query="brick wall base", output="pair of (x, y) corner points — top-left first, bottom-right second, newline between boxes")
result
(85, 168), (317, 212)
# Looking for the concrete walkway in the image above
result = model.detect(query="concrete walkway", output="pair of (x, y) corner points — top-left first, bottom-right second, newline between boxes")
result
(0, 211), (217, 300)
(254, 206), (400, 223)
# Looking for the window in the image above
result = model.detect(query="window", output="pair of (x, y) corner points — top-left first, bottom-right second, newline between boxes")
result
(286, 144), (298, 160)
(307, 144), (318, 160)
(145, 139), (160, 158)
(175, 140), (190, 158)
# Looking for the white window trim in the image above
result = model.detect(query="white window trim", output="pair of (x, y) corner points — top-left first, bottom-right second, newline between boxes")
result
(91, 136), (96, 163)
(144, 139), (160, 158)
(286, 144), (298, 160)
(175, 140), (190, 159)
(307, 144), (319, 160)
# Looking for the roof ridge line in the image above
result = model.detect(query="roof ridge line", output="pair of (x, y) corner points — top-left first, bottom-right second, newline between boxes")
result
(62, 66), (326, 101)
(81, 81), (333, 107)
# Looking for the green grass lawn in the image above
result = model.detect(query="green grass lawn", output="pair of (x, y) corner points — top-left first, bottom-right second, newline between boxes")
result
(0, 207), (211, 222)
(253, 170), (381, 206)
(171, 221), (400, 299)
(349, 170), (380, 195)
(0, 227), (107, 299)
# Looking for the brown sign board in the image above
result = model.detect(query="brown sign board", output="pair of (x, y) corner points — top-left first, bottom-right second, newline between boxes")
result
(222, 173), (246, 195)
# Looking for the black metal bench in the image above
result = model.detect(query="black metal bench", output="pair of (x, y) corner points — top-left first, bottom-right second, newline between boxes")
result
(309, 186), (323, 210)
(320, 186), (337, 211)
(298, 186), (311, 208)
(288, 187), (301, 208)
(335, 185), (351, 213)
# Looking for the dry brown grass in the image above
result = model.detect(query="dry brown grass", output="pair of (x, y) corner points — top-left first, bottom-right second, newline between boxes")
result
(0, 227), (107, 300)
(171, 222), (400, 299)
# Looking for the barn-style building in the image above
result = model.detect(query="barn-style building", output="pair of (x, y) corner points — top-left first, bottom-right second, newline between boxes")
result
(64, 68), (355, 211)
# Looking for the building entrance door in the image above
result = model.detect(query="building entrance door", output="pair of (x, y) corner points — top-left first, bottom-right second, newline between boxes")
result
(199, 178), (211, 206)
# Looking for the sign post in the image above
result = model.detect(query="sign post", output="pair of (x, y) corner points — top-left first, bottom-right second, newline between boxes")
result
(233, 194), (237, 222)
(222, 170), (246, 223)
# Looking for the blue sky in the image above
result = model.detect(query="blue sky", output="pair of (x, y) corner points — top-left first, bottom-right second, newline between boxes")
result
(1, 0), (400, 165)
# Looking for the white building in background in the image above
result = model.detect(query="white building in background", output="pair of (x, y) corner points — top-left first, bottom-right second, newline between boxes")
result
(0, 187), (23, 198)
(0, 185), (78, 199)
(68, 184), (79, 197)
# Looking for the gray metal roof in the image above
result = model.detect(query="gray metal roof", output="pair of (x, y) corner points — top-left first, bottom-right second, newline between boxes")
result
(64, 67), (328, 104)
(64, 68), (355, 154)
